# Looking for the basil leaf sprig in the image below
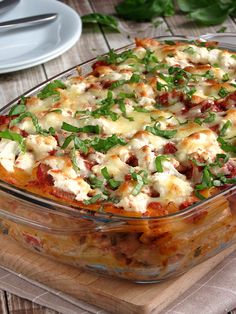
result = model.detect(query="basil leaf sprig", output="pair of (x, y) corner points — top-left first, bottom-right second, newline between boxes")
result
(88, 175), (103, 189)
(61, 122), (100, 134)
(37, 80), (66, 101)
(10, 112), (55, 136)
(219, 120), (232, 137)
(61, 134), (126, 154)
(155, 155), (169, 172)
(190, 154), (229, 169)
(90, 135), (126, 153)
(87, 1), (236, 30)
(89, 90), (136, 121)
(177, 0), (236, 26)
(81, 13), (119, 32)
(91, 90), (118, 121)
(217, 137), (236, 153)
(130, 168), (148, 196)
(194, 112), (216, 125)
(109, 73), (141, 90)
(218, 87), (229, 98)
(9, 96), (26, 116)
(98, 49), (138, 65)
(145, 122), (177, 139)
(0, 130), (25, 152)
(61, 134), (88, 154)
(83, 194), (104, 205)
(115, 0), (174, 21)
(101, 167), (121, 189)
(141, 49), (159, 72)
(70, 147), (80, 172)
(194, 153), (236, 198)
(156, 66), (195, 93)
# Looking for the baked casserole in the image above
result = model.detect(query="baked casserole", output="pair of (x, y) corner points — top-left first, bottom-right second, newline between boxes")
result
(0, 38), (236, 281)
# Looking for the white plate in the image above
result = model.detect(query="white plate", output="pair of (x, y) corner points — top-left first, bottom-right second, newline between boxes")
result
(0, 0), (82, 73)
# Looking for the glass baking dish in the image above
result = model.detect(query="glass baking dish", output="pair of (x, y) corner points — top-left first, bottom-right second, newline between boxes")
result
(0, 35), (236, 283)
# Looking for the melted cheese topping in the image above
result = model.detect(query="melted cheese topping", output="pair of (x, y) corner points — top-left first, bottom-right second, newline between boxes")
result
(1, 38), (236, 216)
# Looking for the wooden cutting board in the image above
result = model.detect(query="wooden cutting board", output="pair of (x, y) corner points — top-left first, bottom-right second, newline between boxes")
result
(0, 234), (235, 314)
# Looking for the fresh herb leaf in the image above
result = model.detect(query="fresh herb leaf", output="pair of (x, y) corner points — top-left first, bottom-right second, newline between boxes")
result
(152, 19), (163, 28)
(194, 117), (203, 125)
(231, 55), (236, 60)
(91, 90), (118, 121)
(217, 137), (236, 153)
(203, 70), (214, 80)
(133, 106), (151, 113)
(8, 96), (26, 116)
(48, 127), (56, 136)
(88, 175), (103, 189)
(61, 135), (88, 154)
(185, 87), (196, 99)
(177, 0), (234, 26)
(189, 157), (207, 167)
(37, 80), (66, 100)
(203, 112), (216, 123)
(98, 49), (137, 65)
(81, 13), (119, 32)
(217, 26), (227, 33)
(61, 122), (100, 134)
(110, 73), (140, 90)
(142, 49), (158, 71)
(214, 153), (229, 167)
(115, 0), (174, 21)
(101, 167), (110, 180)
(189, 3), (229, 26)
(10, 112), (41, 133)
(220, 120), (232, 137)
(116, 98), (133, 121)
(218, 87), (229, 98)
(129, 73), (141, 83)
(145, 122), (177, 139)
(0, 130), (25, 152)
(195, 167), (213, 190)
(70, 147), (80, 172)
(118, 92), (135, 99)
(194, 190), (206, 200)
(156, 81), (168, 91)
(10, 112), (53, 135)
(91, 135), (126, 153)
(84, 194), (103, 205)
(183, 46), (196, 54)
(155, 155), (169, 172)
(222, 73), (229, 82)
(110, 80), (126, 90)
(130, 168), (148, 196)
(109, 178), (121, 189)
(225, 177), (236, 184)
(177, 0), (212, 12)
(50, 109), (62, 113)
(101, 167), (121, 189)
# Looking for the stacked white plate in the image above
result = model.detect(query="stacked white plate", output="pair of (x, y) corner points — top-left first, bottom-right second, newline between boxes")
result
(0, 0), (82, 73)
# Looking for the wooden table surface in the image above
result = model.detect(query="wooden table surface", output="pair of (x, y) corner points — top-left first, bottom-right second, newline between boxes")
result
(1, 0), (236, 313)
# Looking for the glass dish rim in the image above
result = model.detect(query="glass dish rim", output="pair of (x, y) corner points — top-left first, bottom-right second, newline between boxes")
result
(0, 34), (236, 222)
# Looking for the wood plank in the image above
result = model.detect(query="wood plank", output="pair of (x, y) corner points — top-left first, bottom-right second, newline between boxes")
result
(43, 0), (109, 79)
(0, 66), (46, 108)
(165, 12), (236, 36)
(0, 290), (9, 314)
(6, 292), (59, 314)
(0, 234), (236, 314)
(90, 0), (172, 49)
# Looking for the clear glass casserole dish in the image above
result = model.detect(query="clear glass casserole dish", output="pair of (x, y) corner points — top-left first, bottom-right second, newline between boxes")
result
(0, 35), (236, 283)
